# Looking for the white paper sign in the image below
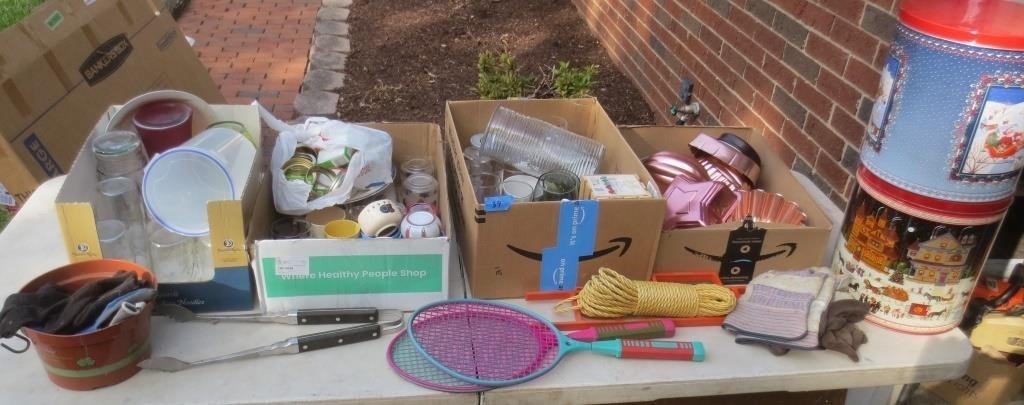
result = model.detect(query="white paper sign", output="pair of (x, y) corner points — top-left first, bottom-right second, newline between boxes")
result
(0, 183), (14, 207)
(275, 256), (309, 276)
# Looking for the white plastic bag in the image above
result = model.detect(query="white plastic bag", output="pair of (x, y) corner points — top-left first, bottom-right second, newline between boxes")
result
(257, 103), (393, 215)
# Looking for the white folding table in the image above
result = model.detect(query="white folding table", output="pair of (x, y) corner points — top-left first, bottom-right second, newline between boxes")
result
(0, 177), (971, 404)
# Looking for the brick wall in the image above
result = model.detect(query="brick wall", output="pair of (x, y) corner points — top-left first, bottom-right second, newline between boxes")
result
(574, 0), (902, 209)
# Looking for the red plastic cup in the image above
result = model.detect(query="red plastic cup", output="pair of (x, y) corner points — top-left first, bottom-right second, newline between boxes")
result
(132, 101), (193, 155)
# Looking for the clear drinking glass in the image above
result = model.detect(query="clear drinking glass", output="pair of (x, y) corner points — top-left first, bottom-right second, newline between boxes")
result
(271, 217), (312, 239)
(471, 173), (501, 201)
(92, 130), (148, 184)
(148, 223), (215, 283)
(532, 170), (580, 201)
(467, 154), (503, 178)
(97, 177), (149, 266)
(402, 173), (439, 209)
(479, 107), (604, 177)
(400, 158), (434, 179)
(97, 219), (132, 261)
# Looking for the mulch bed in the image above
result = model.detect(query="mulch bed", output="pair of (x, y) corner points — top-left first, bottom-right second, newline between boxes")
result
(335, 0), (656, 124)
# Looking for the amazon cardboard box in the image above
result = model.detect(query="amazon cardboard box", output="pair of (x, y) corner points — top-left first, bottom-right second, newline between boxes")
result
(621, 126), (833, 284)
(0, 0), (222, 209)
(252, 123), (452, 312)
(444, 99), (665, 298)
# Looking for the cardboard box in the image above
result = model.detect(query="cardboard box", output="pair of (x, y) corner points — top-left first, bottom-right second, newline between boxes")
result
(922, 346), (1024, 405)
(56, 103), (263, 312)
(0, 0), (223, 207)
(253, 122), (453, 312)
(620, 126), (833, 284)
(444, 99), (665, 298)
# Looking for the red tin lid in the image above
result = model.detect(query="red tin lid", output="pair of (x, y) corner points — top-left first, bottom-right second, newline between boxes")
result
(900, 0), (1024, 51)
(857, 166), (1012, 224)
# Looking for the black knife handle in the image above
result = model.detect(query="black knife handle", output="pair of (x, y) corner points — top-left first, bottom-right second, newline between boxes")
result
(296, 308), (380, 324)
(296, 324), (382, 353)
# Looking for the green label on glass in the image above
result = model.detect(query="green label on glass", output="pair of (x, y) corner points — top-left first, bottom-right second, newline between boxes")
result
(262, 254), (443, 297)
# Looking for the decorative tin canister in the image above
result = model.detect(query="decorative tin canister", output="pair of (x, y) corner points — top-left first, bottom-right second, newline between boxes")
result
(859, 0), (1024, 203)
(832, 167), (1010, 334)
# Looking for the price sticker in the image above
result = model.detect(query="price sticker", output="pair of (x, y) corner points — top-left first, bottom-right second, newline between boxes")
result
(483, 195), (514, 212)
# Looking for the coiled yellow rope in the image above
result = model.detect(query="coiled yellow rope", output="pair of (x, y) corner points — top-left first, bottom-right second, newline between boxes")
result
(555, 267), (737, 318)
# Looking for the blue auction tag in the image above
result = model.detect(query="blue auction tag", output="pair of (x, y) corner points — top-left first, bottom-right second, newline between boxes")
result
(540, 200), (599, 290)
(483, 195), (514, 212)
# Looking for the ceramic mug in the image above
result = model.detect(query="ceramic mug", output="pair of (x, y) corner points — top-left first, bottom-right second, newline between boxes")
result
(324, 219), (361, 239)
(400, 211), (443, 239)
(357, 199), (406, 237)
(501, 175), (538, 202)
(360, 227), (401, 239)
(306, 206), (347, 238)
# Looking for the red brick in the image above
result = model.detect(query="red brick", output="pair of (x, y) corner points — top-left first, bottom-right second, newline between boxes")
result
(698, 92), (725, 122)
(763, 55), (798, 92)
(721, 45), (748, 76)
(830, 106), (866, 144)
(821, 0), (866, 24)
(732, 78), (756, 103)
(720, 109), (744, 127)
(745, 65), (774, 97)
(753, 24), (788, 58)
(868, 0), (897, 13)
(753, 93), (785, 132)
(814, 150), (851, 190)
(816, 69), (862, 114)
(794, 80), (833, 120)
(699, 25), (725, 53)
(804, 114), (846, 159)
(805, 33), (848, 74)
(844, 58), (881, 95)
(829, 19), (879, 63)
(781, 118), (818, 163)
(760, 129), (797, 166)
(874, 43), (891, 69)
(718, 87), (743, 112)
(773, 0), (835, 33)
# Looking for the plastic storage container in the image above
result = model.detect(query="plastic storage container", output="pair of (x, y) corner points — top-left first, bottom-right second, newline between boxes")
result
(479, 107), (605, 177)
(142, 127), (256, 236)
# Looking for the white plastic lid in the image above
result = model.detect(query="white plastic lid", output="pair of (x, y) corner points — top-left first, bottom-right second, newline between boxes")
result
(142, 147), (234, 236)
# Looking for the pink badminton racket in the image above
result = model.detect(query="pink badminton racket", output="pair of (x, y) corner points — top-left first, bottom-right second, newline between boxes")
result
(406, 300), (704, 387)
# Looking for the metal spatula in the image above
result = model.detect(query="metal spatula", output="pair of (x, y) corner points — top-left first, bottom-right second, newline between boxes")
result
(140, 317), (403, 372)
(155, 304), (400, 325)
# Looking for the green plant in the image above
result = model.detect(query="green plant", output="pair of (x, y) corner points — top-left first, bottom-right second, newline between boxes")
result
(0, 0), (45, 30)
(476, 50), (532, 100)
(0, 206), (9, 233)
(551, 62), (597, 98)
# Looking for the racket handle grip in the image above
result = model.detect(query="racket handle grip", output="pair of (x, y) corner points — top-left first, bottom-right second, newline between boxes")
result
(567, 319), (676, 342)
(619, 340), (704, 361)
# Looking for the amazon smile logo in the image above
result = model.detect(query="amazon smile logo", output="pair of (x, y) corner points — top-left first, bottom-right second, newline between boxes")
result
(507, 237), (633, 262)
(683, 242), (797, 263)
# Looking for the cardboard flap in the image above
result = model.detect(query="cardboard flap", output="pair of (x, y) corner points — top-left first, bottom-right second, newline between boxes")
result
(55, 202), (100, 262)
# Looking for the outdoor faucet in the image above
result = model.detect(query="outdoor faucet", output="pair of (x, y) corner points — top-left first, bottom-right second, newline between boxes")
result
(669, 79), (700, 125)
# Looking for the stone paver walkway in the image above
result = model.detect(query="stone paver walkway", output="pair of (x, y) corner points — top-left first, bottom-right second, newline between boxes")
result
(177, 0), (324, 120)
